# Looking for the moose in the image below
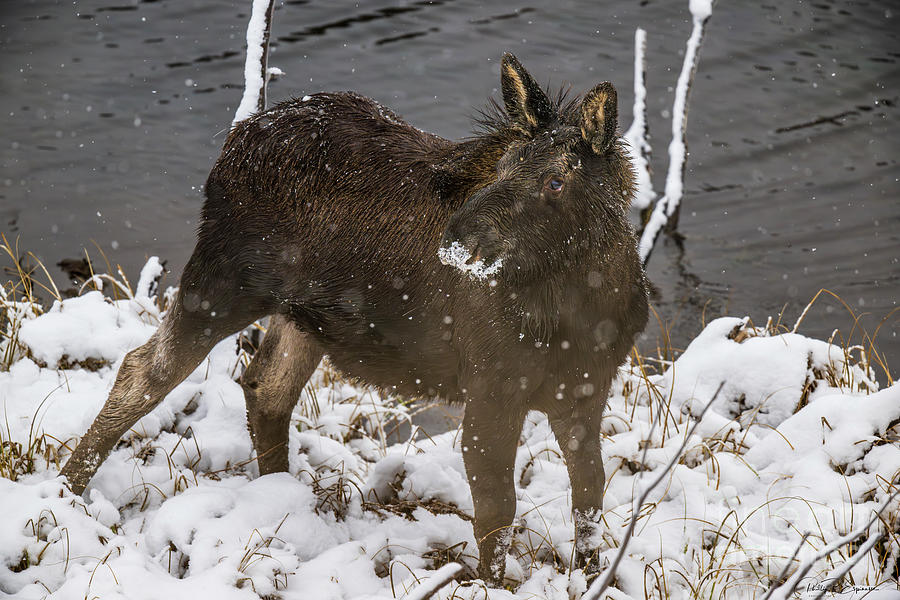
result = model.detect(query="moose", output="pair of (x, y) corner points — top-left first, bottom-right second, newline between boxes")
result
(61, 54), (649, 583)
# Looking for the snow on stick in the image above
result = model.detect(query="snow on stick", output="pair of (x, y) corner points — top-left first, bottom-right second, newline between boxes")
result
(623, 28), (656, 213)
(761, 487), (900, 600)
(810, 533), (884, 600)
(135, 256), (164, 299)
(638, 0), (714, 265)
(233, 0), (276, 126)
(583, 381), (725, 600)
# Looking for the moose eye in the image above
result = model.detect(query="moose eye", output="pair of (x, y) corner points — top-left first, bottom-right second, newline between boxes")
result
(548, 178), (564, 192)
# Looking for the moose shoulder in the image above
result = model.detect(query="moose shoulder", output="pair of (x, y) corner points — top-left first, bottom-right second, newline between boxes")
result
(61, 53), (649, 584)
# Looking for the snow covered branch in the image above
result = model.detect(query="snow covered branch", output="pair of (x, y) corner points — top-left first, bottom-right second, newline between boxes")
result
(761, 487), (900, 600)
(810, 533), (884, 600)
(583, 381), (725, 600)
(623, 28), (656, 218)
(637, 0), (715, 266)
(233, 0), (277, 126)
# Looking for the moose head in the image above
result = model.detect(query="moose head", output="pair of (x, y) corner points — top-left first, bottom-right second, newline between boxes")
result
(440, 53), (634, 286)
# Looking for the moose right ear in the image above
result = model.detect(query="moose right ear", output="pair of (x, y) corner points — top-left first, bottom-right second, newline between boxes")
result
(501, 53), (554, 133)
(580, 82), (618, 154)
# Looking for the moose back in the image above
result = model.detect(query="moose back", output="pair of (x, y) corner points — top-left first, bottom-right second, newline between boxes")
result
(61, 54), (649, 583)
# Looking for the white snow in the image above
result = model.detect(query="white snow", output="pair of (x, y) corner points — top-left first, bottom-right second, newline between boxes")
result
(622, 28), (656, 212)
(1, 259), (898, 600)
(233, 0), (274, 126)
(404, 563), (463, 600)
(437, 241), (503, 280)
(136, 255), (165, 300)
(17, 291), (158, 367)
(690, 0), (714, 20)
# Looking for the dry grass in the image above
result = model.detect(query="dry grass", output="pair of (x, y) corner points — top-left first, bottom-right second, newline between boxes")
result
(584, 309), (898, 599)
(0, 234), (53, 370)
(0, 386), (72, 482)
(0, 235), (173, 372)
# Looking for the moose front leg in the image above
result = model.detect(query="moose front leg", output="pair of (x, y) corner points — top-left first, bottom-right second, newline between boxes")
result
(547, 385), (610, 575)
(461, 398), (525, 585)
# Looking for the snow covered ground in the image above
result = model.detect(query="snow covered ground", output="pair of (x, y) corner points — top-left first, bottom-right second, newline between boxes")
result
(1, 260), (898, 600)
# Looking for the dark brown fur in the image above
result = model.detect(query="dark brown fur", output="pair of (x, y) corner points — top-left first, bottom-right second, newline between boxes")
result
(61, 54), (649, 584)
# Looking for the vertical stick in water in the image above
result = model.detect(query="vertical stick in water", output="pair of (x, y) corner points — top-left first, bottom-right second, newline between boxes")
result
(623, 28), (656, 218)
(638, 0), (714, 266)
(233, 0), (276, 126)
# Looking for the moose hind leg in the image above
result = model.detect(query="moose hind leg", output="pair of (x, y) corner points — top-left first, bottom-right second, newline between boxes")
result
(61, 292), (262, 495)
(548, 389), (609, 574)
(241, 314), (322, 476)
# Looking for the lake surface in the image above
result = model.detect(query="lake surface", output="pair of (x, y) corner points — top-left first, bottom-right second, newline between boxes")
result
(2, 0), (898, 378)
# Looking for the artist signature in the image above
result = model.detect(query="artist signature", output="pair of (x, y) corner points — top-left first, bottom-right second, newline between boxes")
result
(805, 579), (896, 596)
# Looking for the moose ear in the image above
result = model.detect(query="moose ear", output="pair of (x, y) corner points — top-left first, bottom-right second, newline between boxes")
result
(580, 82), (618, 153)
(501, 53), (554, 132)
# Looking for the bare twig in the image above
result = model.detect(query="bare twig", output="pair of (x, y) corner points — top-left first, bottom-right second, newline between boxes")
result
(765, 531), (811, 591)
(583, 381), (725, 600)
(811, 532), (883, 600)
(233, 0), (276, 125)
(638, 0), (715, 266)
(762, 487), (900, 600)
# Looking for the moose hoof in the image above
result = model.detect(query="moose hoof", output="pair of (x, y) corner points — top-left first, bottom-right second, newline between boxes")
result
(477, 553), (509, 587)
(59, 447), (104, 497)
(59, 464), (89, 496)
(576, 548), (605, 580)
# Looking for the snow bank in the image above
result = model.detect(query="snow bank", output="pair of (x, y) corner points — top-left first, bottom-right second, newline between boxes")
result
(0, 261), (897, 599)
(17, 291), (158, 368)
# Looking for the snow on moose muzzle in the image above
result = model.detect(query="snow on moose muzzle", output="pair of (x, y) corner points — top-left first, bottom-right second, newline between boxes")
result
(438, 224), (505, 280)
(439, 183), (513, 280)
(438, 240), (504, 280)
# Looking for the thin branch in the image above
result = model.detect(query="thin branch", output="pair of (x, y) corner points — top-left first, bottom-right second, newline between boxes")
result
(583, 381), (725, 600)
(623, 28), (656, 218)
(764, 531), (812, 594)
(638, 0), (715, 266)
(233, 0), (276, 126)
(811, 533), (883, 600)
(762, 487), (900, 600)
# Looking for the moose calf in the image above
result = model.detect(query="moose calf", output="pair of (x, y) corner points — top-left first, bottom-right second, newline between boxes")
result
(61, 54), (649, 583)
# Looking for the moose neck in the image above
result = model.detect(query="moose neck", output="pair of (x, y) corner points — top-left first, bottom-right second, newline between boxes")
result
(512, 212), (635, 345)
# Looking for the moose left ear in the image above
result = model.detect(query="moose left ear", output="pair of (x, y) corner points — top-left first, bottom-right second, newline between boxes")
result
(501, 53), (554, 133)
(580, 82), (618, 154)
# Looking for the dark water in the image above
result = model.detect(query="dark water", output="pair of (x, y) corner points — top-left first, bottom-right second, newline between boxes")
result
(2, 0), (898, 376)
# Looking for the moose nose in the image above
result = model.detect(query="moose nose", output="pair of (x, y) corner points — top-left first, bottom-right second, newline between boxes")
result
(440, 226), (475, 252)
(441, 220), (496, 256)
(440, 214), (473, 250)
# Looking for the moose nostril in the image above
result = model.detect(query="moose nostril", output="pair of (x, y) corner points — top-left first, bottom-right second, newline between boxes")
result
(440, 228), (459, 250)
(465, 244), (483, 264)
(441, 219), (467, 247)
